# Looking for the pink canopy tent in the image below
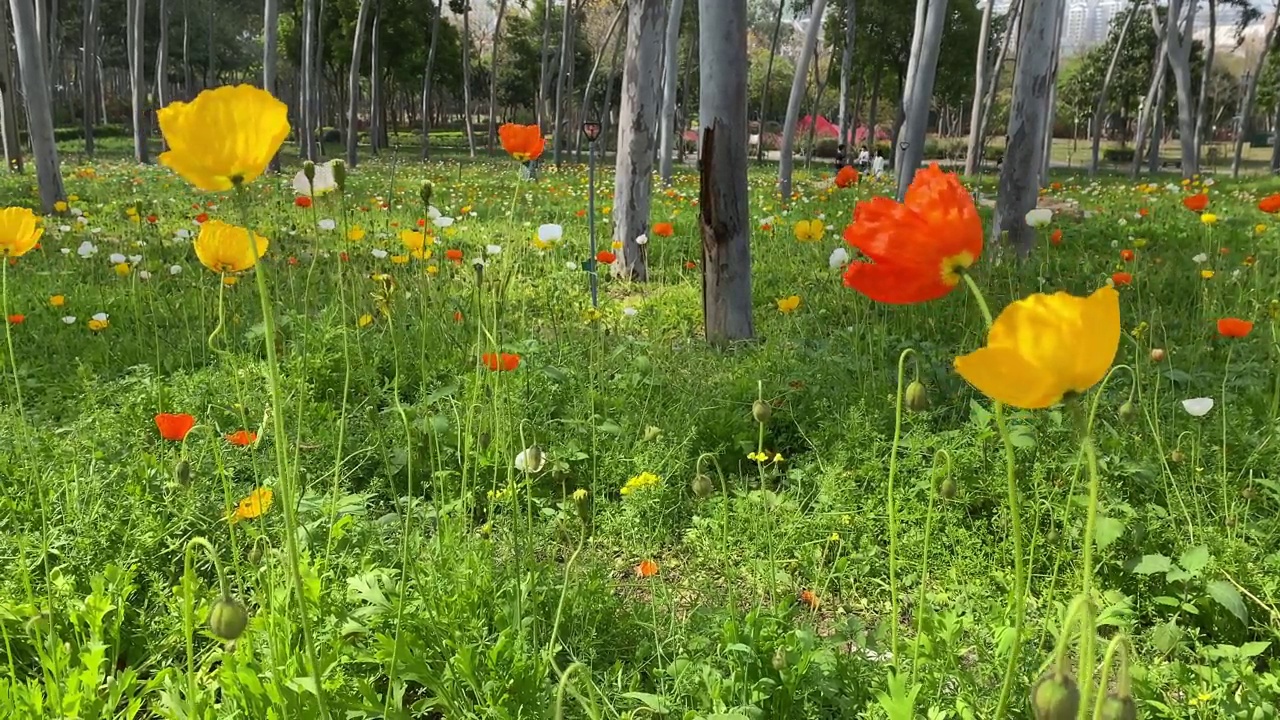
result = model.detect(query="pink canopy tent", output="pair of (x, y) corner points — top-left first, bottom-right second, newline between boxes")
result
(797, 115), (840, 138)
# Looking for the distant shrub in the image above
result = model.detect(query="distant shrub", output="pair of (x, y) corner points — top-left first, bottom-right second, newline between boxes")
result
(1104, 148), (1135, 163)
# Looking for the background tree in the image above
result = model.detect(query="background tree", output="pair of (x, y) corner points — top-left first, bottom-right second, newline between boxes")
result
(778, 0), (824, 200)
(8, 0), (65, 209)
(612, 0), (664, 280)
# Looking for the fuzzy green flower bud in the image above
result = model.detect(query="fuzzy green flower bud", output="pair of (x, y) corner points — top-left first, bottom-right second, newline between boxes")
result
(905, 381), (929, 412)
(1031, 671), (1080, 720)
(330, 159), (347, 192)
(302, 160), (316, 182)
(752, 399), (772, 424)
(420, 180), (434, 207)
(691, 474), (714, 498)
(209, 596), (249, 640)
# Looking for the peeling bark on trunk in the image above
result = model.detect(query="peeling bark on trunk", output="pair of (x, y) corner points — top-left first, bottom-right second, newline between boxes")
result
(895, 0), (948, 200)
(612, 0), (665, 281)
(8, 0), (64, 208)
(698, 0), (752, 345)
(778, 0), (826, 200)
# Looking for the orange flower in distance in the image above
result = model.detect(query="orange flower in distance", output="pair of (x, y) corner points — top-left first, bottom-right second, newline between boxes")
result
(1217, 318), (1253, 338)
(596, 250), (616, 264)
(799, 589), (820, 609)
(1183, 193), (1209, 212)
(226, 429), (258, 446)
(1050, 228), (1063, 245)
(1258, 194), (1280, 214)
(834, 165), (859, 188)
(842, 163), (982, 304)
(481, 352), (521, 372)
(6, 314), (23, 325)
(635, 559), (659, 578)
(155, 412), (196, 441)
(498, 123), (545, 162)
(652, 222), (675, 237)
(1120, 249), (1134, 262)
(445, 248), (464, 264)
(1111, 272), (1132, 286)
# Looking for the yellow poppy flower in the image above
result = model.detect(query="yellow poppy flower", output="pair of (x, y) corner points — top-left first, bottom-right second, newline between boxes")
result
(156, 85), (290, 192)
(231, 487), (273, 522)
(0, 207), (44, 257)
(1255, 224), (1267, 234)
(53, 200), (68, 213)
(954, 286), (1120, 409)
(114, 262), (131, 277)
(390, 254), (410, 264)
(777, 295), (801, 313)
(357, 313), (373, 328)
(194, 220), (269, 273)
(1200, 269), (1215, 279)
(793, 219), (824, 242)
(49, 295), (65, 307)
(399, 230), (433, 259)
(347, 225), (366, 242)
(1200, 213), (1218, 225)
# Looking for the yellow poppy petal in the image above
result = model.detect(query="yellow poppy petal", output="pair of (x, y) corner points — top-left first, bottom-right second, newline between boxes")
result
(955, 345), (1066, 409)
(1067, 286), (1120, 394)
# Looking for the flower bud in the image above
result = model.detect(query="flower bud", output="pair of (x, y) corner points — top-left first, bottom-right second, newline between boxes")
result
(174, 459), (191, 485)
(752, 399), (772, 424)
(330, 159), (347, 192)
(1098, 692), (1137, 720)
(644, 425), (662, 442)
(302, 160), (316, 183)
(939, 477), (957, 499)
(1170, 449), (1185, 464)
(209, 596), (249, 640)
(420, 180), (434, 207)
(905, 381), (929, 412)
(1150, 347), (1166, 362)
(1031, 671), (1080, 720)
(771, 648), (787, 671)
(1118, 400), (1138, 423)
(691, 474), (714, 498)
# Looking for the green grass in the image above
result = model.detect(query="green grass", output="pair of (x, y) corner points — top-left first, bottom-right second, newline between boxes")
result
(0, 144), (1278, 720)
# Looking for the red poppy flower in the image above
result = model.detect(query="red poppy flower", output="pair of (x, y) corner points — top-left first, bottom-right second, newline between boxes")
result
(576, 209), (587, 217)
(834, 165), (859, 188)
(6, 314), (23, 325)
(799, 589), (820, 609)
(596, 250), (616, 264)
(226, 429), (257, 446)
(155, 412), (196, 441)
(481, 352), (521, 372)
(288, 256), (299, 266)
(684, 261), (697, 270)
(195, 213), (209, 223)
(1258, 194), (1280, 214)
(1183, 193), (1209, 212)
(1138, 207), (1149, 217)
(147, 214), (158, 224)
(635, 559), (659, 578)
(1120, 249), (1134, 262)
(453, 311), (463, 323)
(295, 196), (313, 209)
(1111, 272), (1132, 286)
(445, 248), (464, 264)
(498, 123), (546, 162)
(1050, 228), (1063, 245)
(842, 163), (982, 304)
(1217, 318), (1253, 338)
(653, 222), (675, 237)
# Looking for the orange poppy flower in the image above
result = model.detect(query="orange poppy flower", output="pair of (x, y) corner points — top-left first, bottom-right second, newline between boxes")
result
(799, 589), (820, 609)
(498, 123), (545, 162)
(226, 429), (257, 446)
(445, 248), (464, 264)
(1217, 318), (1253, 338)
(481, 352), (521, 372)
(1120, 249), (1134, 262)
(684, 261), (696, 270)
(842, 163), (982, 304)
(1183, 193), (1209, 212)
(635, 559), (659, 578)
(195, 213), (209, 223)
(596, 250), (616, 264)
(294, 196), (312, 209)
(1258, 194), (1280, 214)
(1111, 272), (1132, 286)
(1138, 207), (1149, 217)
(6, 314), (23, 325)
(155, 412), (196, 441)
(652, 222), (675, 237)
(834, 165), (859, 188)
(1050, 228), (1063, 245)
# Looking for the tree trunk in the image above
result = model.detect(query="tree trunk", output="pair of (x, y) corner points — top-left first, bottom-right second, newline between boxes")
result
(205, 0), (213, 85)
(658, 0), (685, 186)
(0, 0), (23, 171)
(1164, 0), (1197, 178)
(263, 0), (279, 169)
(578, 1), (625, 151)
(612, 0), (664, 281)
(993, 0), (1056, 256)
(835, 0), (857, 148)
(600, 30), (623, 152)
(698, 0), (752, 345)
(1130, 3), (1167, 177)
(975, 0), (1022, 168)
(778, 0), (826, 200)
(1193, 0), (1215, 163)
(866, 62), (882, 147)
(1147, 81), (1166, 173)
(370, 0), (385, 153)
(181, 0), (191, 98)
(315, 0), (326, 151)
(895, 0), (929, 178)
(754, 0), (785, 163)
(486, 0), (508, 156)
(963, 0), (996, 176)
(1231, 10), (1279, 177)
(676, 27), (696, 163)
(1038, 0), (1064, 186)
(460, 1), (476, 157)
(537, 0), (553, 130)
(301, 0), (318, 160)
(80, 0), (98, 158)
(551, 0), (574, 164)
(803, 47), (833, 166)
(8, 0), (64, 208)
(1272, 96), (1280, 174)
(345, 0), (372, 166)
(895, 0), (948, 200)
(127, 0), (149, 163)
(155, 0), (168, 110)
(1089, 0), (1136, 177)
(420, 0), (442, 160)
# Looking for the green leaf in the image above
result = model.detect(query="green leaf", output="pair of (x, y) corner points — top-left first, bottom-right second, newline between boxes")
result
(1008, 426), (1037, 449)
(1179, 545), (1211, 576)
(1207, 580), (1248, 624)
(1094, 516), (1125, 551)
(1239, 641), (1271, 658)
(622, 692), (672, 714)
(1131, 554), (1172, 575)
(597, 420), (624, 435)
(968, 399), (993, 428)
(1152, 620), (1182, 654)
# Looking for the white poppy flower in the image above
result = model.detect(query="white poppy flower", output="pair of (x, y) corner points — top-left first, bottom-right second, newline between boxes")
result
(514, 446), (546, 473)
(1182, 397), (1214, 417)
(175, 228), (191, 239)
(138, 270), (152, 280)
(1192, 253), (1208, 263)
(108, 253), (126, 264)
(91, 312), (109, 322)
(1025, 208), (1053, 227)
(60, 248), (70, 255)
(433, 216), (455, 228)
(318, 218), (336, 231)
(58, 225), (71, 233)
(76, 216), (89, 225)
(565, 260), (578, 270)
(537, 224), (563, 243)
(77, 241), (98, 258)
(427, 205), (442, 220)
(169, 264), (183, 275)
(61, 316), (76, 324)
(371, 248), (388, 259)
(622, 307), (638, 317)
(635, 233), (649, 246)
(829, 247), (850, 268)
(128, 255), (143, 264)
(485, 244), (502, 255)
(70, 207), (83, 217)
(292, 161), (337, 197)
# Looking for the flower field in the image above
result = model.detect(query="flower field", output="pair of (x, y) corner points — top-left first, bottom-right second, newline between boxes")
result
(1, 87), (1279, 719)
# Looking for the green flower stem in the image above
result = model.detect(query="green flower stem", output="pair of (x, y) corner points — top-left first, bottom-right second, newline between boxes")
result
(960, 272), (1024, 719)
(1091, 635), (1130, 719)
(910, 449), (951, 687)
(886, 348), (915, 664)
(182, 537), (230, 715)
(233, 186), (331, 720)
(1077, 432), (1103, 716)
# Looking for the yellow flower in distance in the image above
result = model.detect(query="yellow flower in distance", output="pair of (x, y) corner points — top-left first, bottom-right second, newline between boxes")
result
(231, 487), (274, 522)
(954, 286), (1120, 410)
(1200, 213), (1218, 225)
(793, 219), (824, 242)
(0, 207), (44, 257)
(347, 225), (366, 242)
(194, 220), (269, 273)
(157, 85), (290, 192)
(399, 230), (433, 259)
(1200, 269), (1215, 279)
(777, 295), (801, 313)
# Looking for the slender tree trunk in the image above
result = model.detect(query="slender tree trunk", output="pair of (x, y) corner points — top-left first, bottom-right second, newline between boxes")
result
(895, 0), (948, 200)
(1271, 96), (1280, 174)
(600, 30), (623, 152)
(755, 0), (785, 162)
(8, 0), (64, 207)
(676, 28), (695, 163)
(345, 0), (372, 166)
(993, 0), (1056, 256)
(1131, 3), (1166, 177)
(461, 1), (476, 156)
(552, 0), (575, 164)
(835, 0), (857, 148)
(155, 0), (168, 109)
(895, 0), (929, 177)
(537, 0), (553, 130)
(658, 0), (685, 185)
(80, 0), (98, 158)
(127, 0), (149, 163)
(975, 0), (1021, 168)
(1194, 0), (1215, 164)
(486, 0), (508, 156)
(578, 1), (625, 152)
(0, 3), (22, 171)
(1164, 0), (1197, 177)
(778, 0), (826, 200)
(1147, 81), (1166, 173)
(315, 0), (326, 150)
(562, 0), (582, 160)
(866, 63), (882, 147)
(803, 47), (832, 166)
(612, 0), (664, 281)
(1089, 0), (1136, 177)
(263, 0), (279, 169)
(420, 0), (442, 159)
(1231, 10), (1279, 177)
(1038, 0), (1064, 186)
(301, 0), (317, 160)
(370, 0), (385, 152)
(205, 0), (213, 85)
(181, 0), (191, 98)
(698, 0), (752, 344)
(963, 0), (996, 175)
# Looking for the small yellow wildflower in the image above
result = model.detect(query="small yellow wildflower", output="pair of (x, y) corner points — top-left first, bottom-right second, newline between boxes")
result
(620, 471), (661, 496)
(87, 317), (109, 332)
(390, 254), (410, 264)
(571, 488), (588, 502)
(828, 532), (840, 542)
(49, 295), (65, 307)
(777, 295), (801, 314)
(357, 313), (373, 328)
(347, 225), (366, 241)
(1255, 223), (1267, 234)
(114, 262), (131, 277)
(1200, 213), (1218, 225)
(53, 200), (68, 213)
(231, 487), (273, 522)
(1201, 269), (1215, 279)
(223, 276), (239, 286)
(426, 265), (439, 275)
